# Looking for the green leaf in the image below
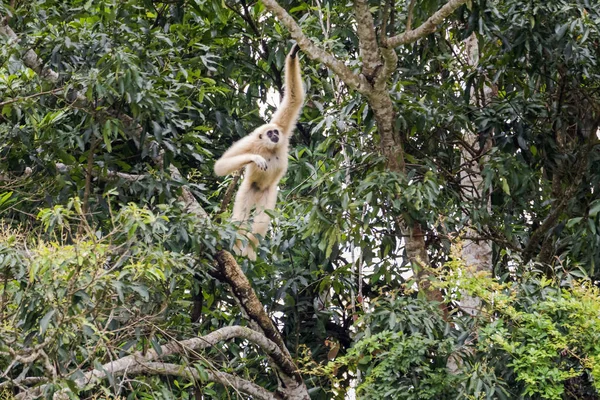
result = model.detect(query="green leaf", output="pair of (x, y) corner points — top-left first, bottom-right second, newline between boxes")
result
(589, 200), (600, 218)
(103, 120), (113, 153)
(40, 309), (56, 335)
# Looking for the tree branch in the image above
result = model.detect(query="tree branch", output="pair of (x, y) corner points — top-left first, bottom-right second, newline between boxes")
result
(214, 251), (299, 379)
(387, 0), (468, 48)
(376, 46), (398, 90)
(353, 0), (381, 78)
(218, 172), (241, 214)
(0, 18), (59, 82)
(0, 88), (63, 107)
(55, 162), (146, 182)
(260, 0), (366, 92)
(213, 251), (309, 399)
(17, 326), (283, 399)
(405, 0), (417, 32)
(128, 362), (275, 400)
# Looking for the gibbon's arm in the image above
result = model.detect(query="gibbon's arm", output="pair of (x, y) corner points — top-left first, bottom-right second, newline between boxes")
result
(271, 44), (305, 134)
(214, 153), (267, 176)
(214, 135), (267, 176)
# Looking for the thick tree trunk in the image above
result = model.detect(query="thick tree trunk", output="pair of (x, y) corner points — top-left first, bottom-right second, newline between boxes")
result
(458, 33), (493, 315)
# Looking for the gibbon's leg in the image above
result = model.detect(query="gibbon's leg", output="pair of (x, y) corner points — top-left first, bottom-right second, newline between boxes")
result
(232, 182), (259, 256)
(270, 44), (305, 135)
(242, 186), (279, 260)
(251, 185), (279, 238)
(214, 154), (268, 177)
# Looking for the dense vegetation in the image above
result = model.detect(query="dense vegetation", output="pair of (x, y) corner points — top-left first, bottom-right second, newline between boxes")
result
(1, 0), (599, 399)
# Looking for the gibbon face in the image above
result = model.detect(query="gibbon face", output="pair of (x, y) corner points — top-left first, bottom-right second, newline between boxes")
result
(254, 123), (286, 151)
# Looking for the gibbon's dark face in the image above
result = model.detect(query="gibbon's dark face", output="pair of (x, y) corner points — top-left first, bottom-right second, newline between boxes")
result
(266, 129), (279, 143)
(258, 128), (280, 145)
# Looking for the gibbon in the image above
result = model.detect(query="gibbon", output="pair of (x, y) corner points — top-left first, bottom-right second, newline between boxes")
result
(214, 44), (304, 260)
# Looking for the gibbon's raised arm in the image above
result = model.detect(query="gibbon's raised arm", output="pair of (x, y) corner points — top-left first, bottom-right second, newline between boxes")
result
(271, 44), (304, 134)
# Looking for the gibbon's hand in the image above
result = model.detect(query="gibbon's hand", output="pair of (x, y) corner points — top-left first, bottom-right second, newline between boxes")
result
(251, 155), (268, 171)
(289, 43), (300, 58)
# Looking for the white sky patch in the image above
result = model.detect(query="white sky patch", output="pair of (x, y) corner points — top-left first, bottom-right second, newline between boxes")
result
(258, 86), (281, 119)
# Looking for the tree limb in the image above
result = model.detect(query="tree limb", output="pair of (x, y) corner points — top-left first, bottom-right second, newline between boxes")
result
(218, 172), (241, 214)
(54, 162), (146, 182)
(260, 0), (365, 92)
(405, 0), (417, 32)
(376, 46), (398, 90)
(353, 0), (381, 78)
(128, 362), (275, 400)
(0, 19), (59, 82)
(386, 0), (468, 48)
(213, 251), (309, 399)
(17, 326), (283, 399)
(213, 251), (300, 380)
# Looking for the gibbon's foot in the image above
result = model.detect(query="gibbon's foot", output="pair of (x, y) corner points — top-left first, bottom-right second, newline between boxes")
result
(290, 43), (300, 58)
(252, 155), (268, 171)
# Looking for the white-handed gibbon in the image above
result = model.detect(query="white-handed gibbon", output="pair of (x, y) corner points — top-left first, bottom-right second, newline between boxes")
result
(214, 44), (305, 260)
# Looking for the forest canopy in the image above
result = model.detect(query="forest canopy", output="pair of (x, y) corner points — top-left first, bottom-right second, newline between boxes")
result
(0, 0), (599, 399)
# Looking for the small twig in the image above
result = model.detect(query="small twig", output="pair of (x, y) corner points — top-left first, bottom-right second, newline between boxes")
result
(405, 0), (416, 32)
(218, 171), (241, 214)
(0, 88), (63, 107)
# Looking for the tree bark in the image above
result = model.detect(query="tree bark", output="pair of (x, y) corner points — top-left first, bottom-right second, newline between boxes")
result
(457, 33), (493, 315)
(214, 251), (309, 399)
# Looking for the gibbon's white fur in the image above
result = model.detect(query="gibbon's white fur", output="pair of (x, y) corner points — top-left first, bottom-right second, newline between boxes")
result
(214, 44), (304, 260)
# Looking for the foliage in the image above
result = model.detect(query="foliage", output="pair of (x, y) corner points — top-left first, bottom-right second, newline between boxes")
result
(325, 258), (600, 400)
(330, 295), (460, 400)
(0, 0), (599, 398)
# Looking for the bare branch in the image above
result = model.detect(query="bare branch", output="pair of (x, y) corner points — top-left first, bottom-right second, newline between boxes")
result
(104, 170), (146, 182)
(260, 0), (366, 92)
(376, 46), (398, 90)
(54, 162), (146, 182)
(213, 252), (309, 398)
(127, 362), (275, 400)
(213, 251), (300, 380)
(353, 0), (381, 77)
(17, 326), (284, 399)
(405, 0), (417, 32)
(168, 164), (209, 219)
(387, 0), (468, 48)
(218, 171), (241, 214)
